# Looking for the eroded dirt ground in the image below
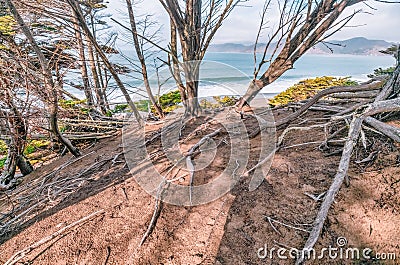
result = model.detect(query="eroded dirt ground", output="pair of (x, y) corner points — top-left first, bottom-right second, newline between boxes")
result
(0, 109), (399, 265)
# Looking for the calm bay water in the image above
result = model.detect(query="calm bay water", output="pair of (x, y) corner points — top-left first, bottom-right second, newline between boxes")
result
(66, 52), (396, 101)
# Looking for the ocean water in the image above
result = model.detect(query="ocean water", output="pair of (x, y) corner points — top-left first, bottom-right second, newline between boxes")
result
(65, 52), (396, 101)
(199, 52), (395, 97)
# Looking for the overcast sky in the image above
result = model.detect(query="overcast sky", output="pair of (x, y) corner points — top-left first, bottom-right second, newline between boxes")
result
(109, 0), (400, 44)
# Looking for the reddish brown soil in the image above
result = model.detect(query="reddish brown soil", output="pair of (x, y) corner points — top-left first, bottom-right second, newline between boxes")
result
(0, 109), (399, 265)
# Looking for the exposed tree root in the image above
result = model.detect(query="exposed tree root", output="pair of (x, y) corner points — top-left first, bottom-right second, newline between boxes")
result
(4, 210), (105, 265)
(295, 115), (363, 265)
(295, 64), (400, 264)
(138, 128), (222, 247)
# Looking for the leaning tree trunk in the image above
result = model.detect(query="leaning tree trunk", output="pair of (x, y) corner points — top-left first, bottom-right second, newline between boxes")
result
(73, 14), (94, 107)
(237, 0), (362, 110)
(126, 0), (164, 118)
(169, 19), (188, 107)
(86, 37), (107, 114)
(5, 0), (81, 157)
(68, 0), (143, 125)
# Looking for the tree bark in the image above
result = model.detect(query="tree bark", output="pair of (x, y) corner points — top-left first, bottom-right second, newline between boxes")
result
(68, 0), (143, 125)
(17, 156), (33, 176)
(126, 0), (164, 118)
(169, 19), (188, 105)
(365, 117), (400, 143)
(237, 0), (364, 110)
(182, 60), (201, 116)
(0, 140), (18, 185)
(86, 36), (107, 114)
(72, 14), (94, 107)
(236, 79), (265, 110)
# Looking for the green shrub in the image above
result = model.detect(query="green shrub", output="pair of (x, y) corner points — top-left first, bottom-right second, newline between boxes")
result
(157, 90), (182, 113)
(80, 108), (89, 114)
(24, 145), (35, 155)
(59, 99), (87, 109)
(0, 140), (7, 154)
(159, 90), (181, 106)
(0, 156), (6, 169)
(268, 76), (357, 107)
(0, 15), (16, 36)
(0, 140), (8, 170)
(106, 110), (113, 117)
(24, 140), (50, 155)
(200, 96), (238, 109)
(113, 104), (129, 113)
(134, 100), (150, 112)
(214, 96), (237, 107)
(368, 67), (395, 78)
(200, 99), (215, 109)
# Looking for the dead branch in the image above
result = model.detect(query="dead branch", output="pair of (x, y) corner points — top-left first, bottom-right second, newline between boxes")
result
(139, 184), (163, 247)
(295, 115), (364, 265)
(364, 117), (400, 142)
(355, 151), (379, 164)
(277, 124), (327, 147)
(304, 192), (326, 202)
(4, 210), (105, 265)
(186, 129), (221, 205)
(249, 80), (382, 138)
(296, 69), (400, 264)
(330, 90), (379, 99)
(265, 215), (310, 234)
(287, 103), (345, 113)
(62, 132), (119, 140)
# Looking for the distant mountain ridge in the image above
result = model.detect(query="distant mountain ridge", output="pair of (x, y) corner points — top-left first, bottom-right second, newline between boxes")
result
(209, 37), (393, 56)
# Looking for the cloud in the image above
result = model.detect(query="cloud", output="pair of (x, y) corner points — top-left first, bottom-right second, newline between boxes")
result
(108, 0), (400, 44)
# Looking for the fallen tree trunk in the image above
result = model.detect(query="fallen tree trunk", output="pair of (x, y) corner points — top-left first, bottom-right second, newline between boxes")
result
(330, 90), (379, 99)
(296, 65), (400, 264)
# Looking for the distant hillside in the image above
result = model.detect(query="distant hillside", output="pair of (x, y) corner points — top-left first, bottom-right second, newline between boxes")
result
(209, 37), (393, 56)
(312, 37), (393, 55)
